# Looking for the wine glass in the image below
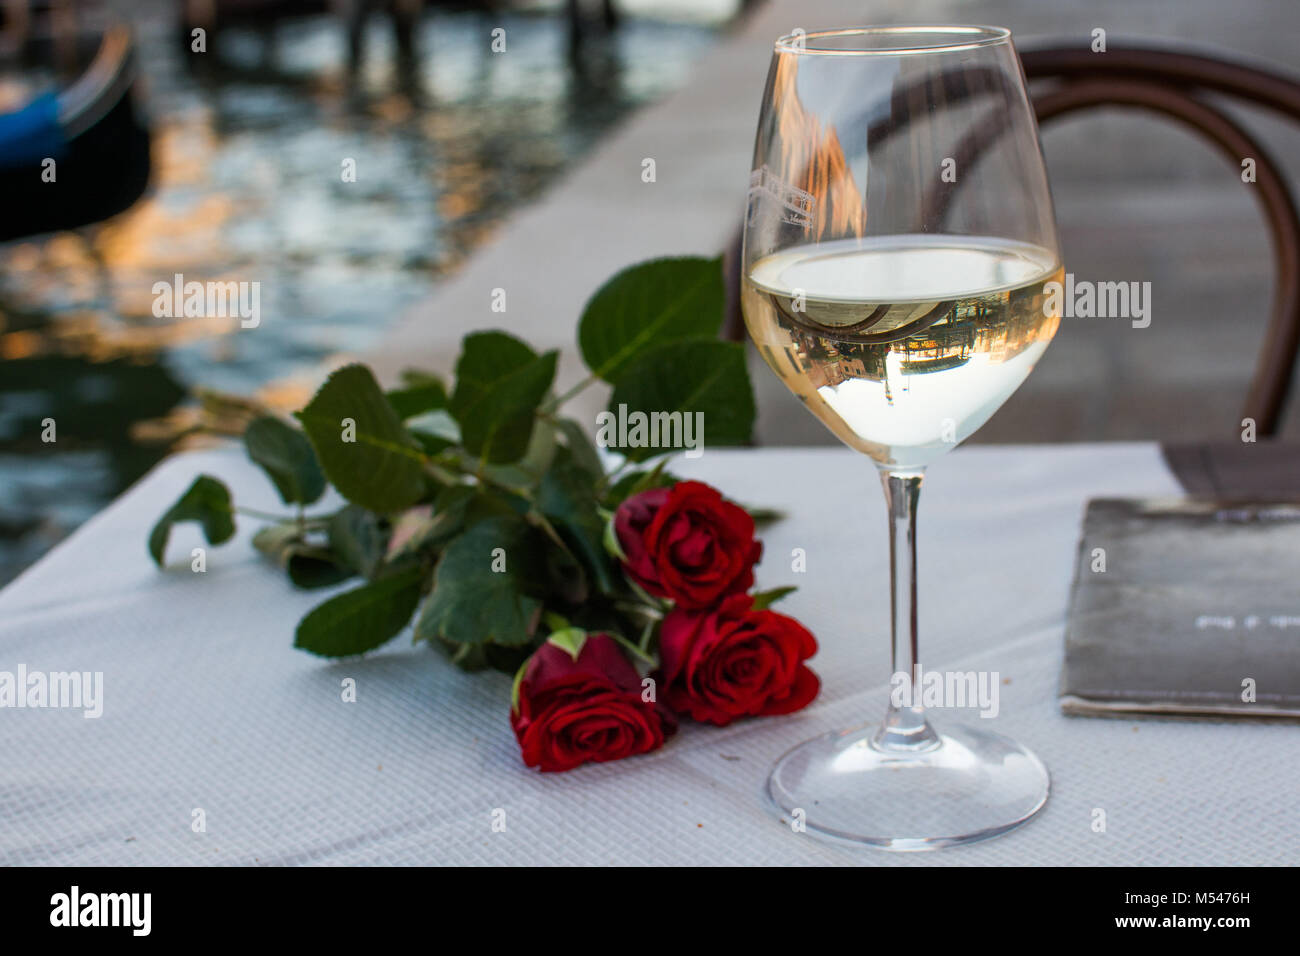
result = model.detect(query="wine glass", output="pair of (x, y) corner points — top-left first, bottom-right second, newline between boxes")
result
(741, 26), (1061, 849)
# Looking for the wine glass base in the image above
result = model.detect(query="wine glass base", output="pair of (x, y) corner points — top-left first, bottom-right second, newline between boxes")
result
(767, 722), (1049, 851)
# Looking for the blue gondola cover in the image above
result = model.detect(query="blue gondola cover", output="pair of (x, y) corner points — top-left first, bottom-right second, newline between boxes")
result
(0, 91), (68, 170)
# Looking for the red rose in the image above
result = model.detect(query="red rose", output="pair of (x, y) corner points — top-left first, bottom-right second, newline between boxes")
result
(613, 481), (761, 609)
(511, 633), (675, 772)
(657, 594), (819, 726)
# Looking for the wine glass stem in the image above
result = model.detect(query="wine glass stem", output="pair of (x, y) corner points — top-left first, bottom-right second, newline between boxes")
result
(873, 469), (941, 753)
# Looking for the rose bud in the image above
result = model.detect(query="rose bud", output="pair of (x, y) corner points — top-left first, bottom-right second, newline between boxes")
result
(657, 594), (819, 726)
(613, 480), (761, 609)
(511, 632), (675, 772)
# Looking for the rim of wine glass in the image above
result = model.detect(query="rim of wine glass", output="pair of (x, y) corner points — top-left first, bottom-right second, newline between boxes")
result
(774, 25), (1012, 56)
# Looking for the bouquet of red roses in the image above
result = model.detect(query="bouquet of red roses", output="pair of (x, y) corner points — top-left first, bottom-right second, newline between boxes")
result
(512, 480), (819, 771)
(146, 256), (820, 772)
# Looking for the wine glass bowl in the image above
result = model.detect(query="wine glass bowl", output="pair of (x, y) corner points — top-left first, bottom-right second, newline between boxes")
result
(741, 26), (1060, 849)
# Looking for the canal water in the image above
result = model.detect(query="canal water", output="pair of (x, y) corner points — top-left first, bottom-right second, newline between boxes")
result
(0, 1), (733, 584)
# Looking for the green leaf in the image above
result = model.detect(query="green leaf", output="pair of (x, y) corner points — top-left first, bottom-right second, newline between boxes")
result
(747, 507), (785, 528)
(386, 377), (447, 420)
(537, 448), (617, 594)
(415, 515), (545, 647)
(294, 364), (427, 513)
(449, 331), (558, 464)
(578, 256), (724, 384)
(243, 416), (327, 506)
(399, 369), (444, 388)
(329, 505), (388, 579)
(608, 339), (754, 462)
(481, 416), (557, 490)
(406, 408), (460, 456)
(542, 610), (572, 631)
(556, 417), (604, 478)
(286, 550), (354, 590)
(546, 627), (588, 661)
(750, 586), (797, 611)
(148, 475), (235, 566)
(294, 566), (424, 657)
(252, 522), (353, 589)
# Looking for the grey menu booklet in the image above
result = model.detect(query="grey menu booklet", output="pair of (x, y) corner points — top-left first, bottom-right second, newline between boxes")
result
(1060, 498), (1300, 718)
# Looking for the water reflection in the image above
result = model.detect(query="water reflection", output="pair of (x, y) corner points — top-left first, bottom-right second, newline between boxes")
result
(0, 3), (726, 584)
(758, 283), (1062, 394)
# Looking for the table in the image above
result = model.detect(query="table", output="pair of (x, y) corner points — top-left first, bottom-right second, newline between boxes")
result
(2, 443), (1294, 865)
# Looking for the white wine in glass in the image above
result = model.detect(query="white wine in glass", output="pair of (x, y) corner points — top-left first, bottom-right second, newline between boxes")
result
(745, 235), (1062, 469)
(743, 26), (1061, 849)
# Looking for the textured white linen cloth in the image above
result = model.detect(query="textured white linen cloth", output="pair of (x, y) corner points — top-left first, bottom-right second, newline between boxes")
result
(1, 443), (1294, 866)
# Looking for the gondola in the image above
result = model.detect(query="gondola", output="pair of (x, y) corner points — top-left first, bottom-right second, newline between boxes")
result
(0, 11), (150, 242)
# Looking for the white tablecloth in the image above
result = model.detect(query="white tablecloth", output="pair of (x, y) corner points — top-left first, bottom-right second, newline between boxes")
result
(2, 443), (1293, 865)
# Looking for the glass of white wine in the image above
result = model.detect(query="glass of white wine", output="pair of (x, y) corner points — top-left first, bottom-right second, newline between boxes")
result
(742, 26), (1061, 849)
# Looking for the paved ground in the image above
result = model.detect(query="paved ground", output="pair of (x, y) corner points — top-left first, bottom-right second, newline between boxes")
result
(366, 0), (1300, 447)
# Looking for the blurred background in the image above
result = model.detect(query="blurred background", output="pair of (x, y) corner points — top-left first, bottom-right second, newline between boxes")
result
(1, 0), (1298, 586)
(0, 0), (745, 584)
